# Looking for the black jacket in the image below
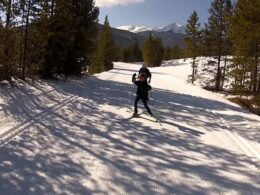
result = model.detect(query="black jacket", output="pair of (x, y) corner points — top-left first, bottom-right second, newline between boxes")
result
(132, 74), (152, 99)
(139, 67), (152, 82)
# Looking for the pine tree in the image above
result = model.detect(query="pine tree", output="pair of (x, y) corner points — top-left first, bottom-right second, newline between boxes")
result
(120, 43), (143, 62)
(42, 0), (99, 78)
(19, 0), (58, 79)
(0, 0), (19, 81)
(221, 0), (233, 89)
(132, 42), (143, 62)
(172, 44), (182, 59)
(163, 47), (172, 60)
(143, 33), (154, 66)
(64, 0), (99, 75)
(204, 0), (233, 91)
(0, 0), (99, 80)
(90, 15), (116, 73)
(143, 33), (163, 67)
(185, 11), (201, 84)
(119, 47), (128, 62)
(230, 0), (260, 93)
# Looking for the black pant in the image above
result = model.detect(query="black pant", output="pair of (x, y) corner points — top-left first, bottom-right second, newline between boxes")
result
(134, 96), (152, 115)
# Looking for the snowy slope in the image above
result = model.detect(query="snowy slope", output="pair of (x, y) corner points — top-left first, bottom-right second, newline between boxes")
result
(0, 60), (260, 194)
(163, 57), (234, 89)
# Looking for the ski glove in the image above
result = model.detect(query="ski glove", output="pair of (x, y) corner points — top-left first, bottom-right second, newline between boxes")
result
(132, 73), (137, 83)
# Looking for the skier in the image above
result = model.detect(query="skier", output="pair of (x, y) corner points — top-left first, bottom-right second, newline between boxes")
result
(139, 63), (152, 83)
(132, 72), (153, 117)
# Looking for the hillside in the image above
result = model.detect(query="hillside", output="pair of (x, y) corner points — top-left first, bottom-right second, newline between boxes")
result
(98, 23), (185, 48)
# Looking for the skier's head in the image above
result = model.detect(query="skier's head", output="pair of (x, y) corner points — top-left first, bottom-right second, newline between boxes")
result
(142, 63), (147, 68)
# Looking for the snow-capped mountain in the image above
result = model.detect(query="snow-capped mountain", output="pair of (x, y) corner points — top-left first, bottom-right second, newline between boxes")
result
(117, 23), (185, 34)
(158, 23), (186, 34)
(97, 22), (185, 48)
(117, 25), (163, 33)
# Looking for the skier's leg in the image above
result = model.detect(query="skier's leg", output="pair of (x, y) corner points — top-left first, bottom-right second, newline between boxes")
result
(134, 96), (140, 114)
(142, 98), (153, 116)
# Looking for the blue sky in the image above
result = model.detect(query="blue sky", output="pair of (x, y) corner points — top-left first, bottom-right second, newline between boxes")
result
(97, 0), (214, 27)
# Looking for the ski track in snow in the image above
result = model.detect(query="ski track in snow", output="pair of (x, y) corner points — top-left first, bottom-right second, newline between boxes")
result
(0, 60), (259, 194)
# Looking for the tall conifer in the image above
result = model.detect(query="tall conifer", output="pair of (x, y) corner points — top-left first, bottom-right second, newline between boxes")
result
(230, 0), (260, 93)
(185, 11), (201, 84)
(90, 15), (116, 73)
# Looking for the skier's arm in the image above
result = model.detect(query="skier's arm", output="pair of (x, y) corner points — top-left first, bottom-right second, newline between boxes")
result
(132, 73), (137, 84)
(147, 83), (152, 91)
(145, 69), (151, 83)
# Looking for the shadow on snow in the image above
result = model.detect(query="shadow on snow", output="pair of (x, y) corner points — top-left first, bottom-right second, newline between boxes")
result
(0, 75), (259, 194)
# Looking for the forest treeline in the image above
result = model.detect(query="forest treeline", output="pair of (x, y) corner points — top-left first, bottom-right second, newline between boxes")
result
(0, 0), (181, 80)
(0, 0), (259, 96)
(185, 0), (259, 94)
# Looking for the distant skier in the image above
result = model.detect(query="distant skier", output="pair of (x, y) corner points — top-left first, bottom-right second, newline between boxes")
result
(139, 63), (152, 83)
(132, 73), (153, 117)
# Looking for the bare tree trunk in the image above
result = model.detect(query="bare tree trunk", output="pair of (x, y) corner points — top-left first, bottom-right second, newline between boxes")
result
(5, 0), (12, 28)
(253, 43), (258, 93)
(4, 0), (12, 80)
(216, 53), (222, 91)
(19, 1), (26, 75)
(215, 5), (223, 92)
(22, 0), (31, 80)
(258, 76), (260, 93)
(192, 58), (196, 84)
(221, 53), (228, 89)
(51, 0), (55, 16)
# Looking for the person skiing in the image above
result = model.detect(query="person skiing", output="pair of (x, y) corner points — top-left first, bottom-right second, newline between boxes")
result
(132, 72), (153, 117)
(139, 63), (152, 83)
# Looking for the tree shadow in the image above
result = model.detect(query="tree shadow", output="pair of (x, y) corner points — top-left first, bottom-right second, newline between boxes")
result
(0, 76), (259, 194)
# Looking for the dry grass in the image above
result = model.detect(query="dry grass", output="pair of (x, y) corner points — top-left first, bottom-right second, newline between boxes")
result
(229, 95), (260, 116)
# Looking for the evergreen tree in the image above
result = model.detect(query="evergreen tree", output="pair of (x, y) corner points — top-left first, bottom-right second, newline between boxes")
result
(132, 42), (143, 62)
(172, 44), (182, 59)
(143, 33), (154, 66)
(119, 47), (128, 62)
(204, 0), (233, 91)
(90, 15), (116, 73)
(230, 0), (260, 93)
(114, 46), (121, 62)
(42, 0), (99, 78)
(64, 0), (99, 75)
(0, 0), (19, 81)
(143, 33), (163, 67)
(185, 11), (201, 84)
(120, 43), (143, 62)
(163, 47), (172, 60)
(221, 0), (233, 89)
(0, 0), (99, 80)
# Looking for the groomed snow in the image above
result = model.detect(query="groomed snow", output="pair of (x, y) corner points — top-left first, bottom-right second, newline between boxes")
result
(0, 60), (259, 194)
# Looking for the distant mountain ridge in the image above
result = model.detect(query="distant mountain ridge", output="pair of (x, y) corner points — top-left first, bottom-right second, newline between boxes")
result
(98, 22), (185, 48)
(117, 25), (163, 33)
(117, 23), (186, 34)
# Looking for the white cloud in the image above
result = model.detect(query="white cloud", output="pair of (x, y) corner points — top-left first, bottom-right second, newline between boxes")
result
(96, 0), (144, 7)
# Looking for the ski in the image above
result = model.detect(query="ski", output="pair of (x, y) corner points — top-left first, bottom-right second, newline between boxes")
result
(140, 114), (162, 125)
(122, 113), (162, 126)
(132, 113), (162, 125)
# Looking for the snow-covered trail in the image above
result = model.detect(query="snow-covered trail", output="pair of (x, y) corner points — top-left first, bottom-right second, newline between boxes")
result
(0, 62), (259, 194)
